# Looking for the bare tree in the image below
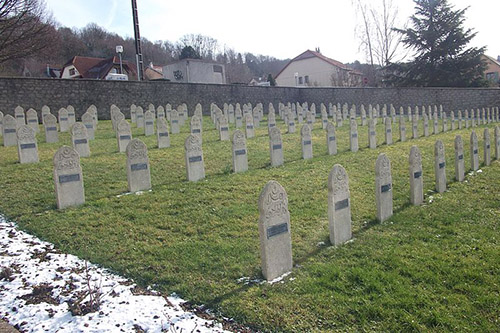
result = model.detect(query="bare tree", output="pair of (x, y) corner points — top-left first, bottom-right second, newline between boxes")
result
(177, 34), (219, 60)
(0, 0), (55, 64)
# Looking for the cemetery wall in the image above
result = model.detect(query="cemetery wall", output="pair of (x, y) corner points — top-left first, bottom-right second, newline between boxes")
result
(0, 77), (499, 119)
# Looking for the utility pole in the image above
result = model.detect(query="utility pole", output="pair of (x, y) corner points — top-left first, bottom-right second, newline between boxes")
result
(131, 0), (144, 81)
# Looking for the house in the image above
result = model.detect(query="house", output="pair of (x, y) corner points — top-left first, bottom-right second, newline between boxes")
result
(144, 62), (164, 80)
(163, 59), (226, 84)
(274, 50), (363, 87)
(60, 56), (136, 80)
(482, 55), (500, 86)
(249, 77), (271, 86)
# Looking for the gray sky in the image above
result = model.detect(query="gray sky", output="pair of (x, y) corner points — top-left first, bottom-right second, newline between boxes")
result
(45, 0), (499, 64)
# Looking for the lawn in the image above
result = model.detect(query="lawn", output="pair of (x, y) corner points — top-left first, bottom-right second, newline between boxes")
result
(0, 113), (498, 332)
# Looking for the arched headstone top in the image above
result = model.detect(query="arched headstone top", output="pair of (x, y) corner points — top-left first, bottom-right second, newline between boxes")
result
(117, 119), (131, 132)
(455, 135), (463, 150)
(269, 127), (281, 142)
(185, 134), (202, 153)
(375, 153), (391, 179)
(328, 164), (349, 197)
(17, 125), (35, 142)
(53, 146), (80, 171)
(258, 180), (289, 220)
(71, 122), (87, 137)
(126, 139), (148, 160)
(409, 146), (422, 167)
(232, 130), (246, 147)
(301, 124), (311, 136)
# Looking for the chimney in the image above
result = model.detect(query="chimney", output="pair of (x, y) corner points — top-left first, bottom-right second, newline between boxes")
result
(497, 55), (500, 62)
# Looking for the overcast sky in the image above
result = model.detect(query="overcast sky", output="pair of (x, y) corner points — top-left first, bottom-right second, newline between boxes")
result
(45, 0), (499, 64)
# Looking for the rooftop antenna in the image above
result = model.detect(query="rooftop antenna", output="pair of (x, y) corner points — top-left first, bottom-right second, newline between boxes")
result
(131, 0), (144, 81)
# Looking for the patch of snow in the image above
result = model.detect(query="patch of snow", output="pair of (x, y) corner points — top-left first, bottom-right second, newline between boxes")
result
(477, 169), (483, 173)
(267, 272), (291, 285)
(0, 215), (229, 332)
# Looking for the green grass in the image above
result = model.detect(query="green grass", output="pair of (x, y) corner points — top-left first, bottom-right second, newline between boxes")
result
(0, 116), (499, 332)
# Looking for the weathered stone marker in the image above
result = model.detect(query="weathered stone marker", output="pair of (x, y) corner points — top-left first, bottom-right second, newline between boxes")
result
(190, 115), (202, 143)
(470, 131), (479, 171)
(409, 146), (423, 205)
(268, 111), (276, 129)
(326, 122), (337, 155)
(451, 112), (455, 130)
(433, 112), (439, 135)
(368, 119), (377, 149)
(41, 106), (50, 125)
(483, 128), (491, 166)
(0, 111), (3, 136)
(14, 106), (25, 127)
(422, 113), (429, 137)
(350, 119), (359, 152)
(71, 123), (90, 158)
(454, 135), (465, 182)
(185, 134), (205, 182)
(458, 110), (463, 129)
(232, 130), (248, 173)
(53, 146), (85, 209)
(144, 110), (155, 136)
(126, 139), (151, 192)
(258, 180), (293, 281)
(170, 110), (180, 134)
(3, 115), (17, 146)
(130, 104), (137, 123)
(412, 114), (419, 139)
(136, 106), (144, 128)
(301, 125), (313, 159)
(58, 108), (70, 132)
(111, 109), (124, 132)
(67, 105), (76, 125)
(385, 117), (393, 145)
(288, 115), (296, 134)
(17, 125), (38, 164)
(43, 113), (58, 143)
(219, 116), (230, 141)
(81, 112), (95, 140)
(399, 115), (406, 142)
(117, 119), (132, 153)
(156, 117), (170, 149)
(442, 112), (448, 132)
(245, 113), (255, 138)
(465, 110), (470, 128)
(434, 140), (446, 193)
(375, 153), (393, 222)
(269, 127), (284, 167)
(328, 164), (352, 246)
(157, 106), (165, 119)
(26, 109), (40, 133)
(495, 126), (500, 160)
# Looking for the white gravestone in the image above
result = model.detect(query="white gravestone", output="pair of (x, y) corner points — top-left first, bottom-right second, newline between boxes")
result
(136, 106), (145, 128)
(170, 110), (180, 134)
(483, 128), (491, 166)
(495, 126), (500, 161)
(81, 112), (95, 140)
(71, 123), (90, 158)
(368, 119), (377, 149)
(17, 125), (38, 164)
(3, 114), (17, 146)
(112, 110), (125, 132)
(269, 127), (284, 167)
(126, 139), (151, 192)
(67, 105), (76, 125)
(235, 106), (243, 128)
(412, 114), (419, 139)
(385, 117), (393, 145)
(219, 116), (230, 141)
(185, 134), (205, 182)
(301, 125), (313, 160)
(53, 146), (85, 209)
(58, 108), (70, 132)
(442, 112), (448, 132)
(130, 104), (137, 123)
(190, 115), (203, 143)
(434, 140), (447, 193)
(458, 110), (463, 129)
(288, 114), (296, 134)
(465, 110), (469, 128)
(44, 114), (58, 143)
(451, 112), (455, 130)
(26, 109), (40, 133)
(470, 131), (479, 171)
(399, 115), (406, 142)
(156, 118), (170, 149)
(144, 110), (155, 136)
(232, 130), (248, 173)
(350, 119), (359, 152)
(375, 153), (393, 222)
(157, 106), (165, 119)
(328, 164), (352, 246)
(0, 111), (3, 136)
(117, 119), (132, 153)
(326, 122), (337, 155)
(14, 106), (25, 127)
(258, 180), (293, 281)
(454, 135), (465, 182)
(41, 106), (50, 125)
(245, 114), (255, 138)
(409, 146), (423, 205)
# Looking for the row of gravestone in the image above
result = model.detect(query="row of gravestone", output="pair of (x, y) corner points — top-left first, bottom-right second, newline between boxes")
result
(258, 127), (500, 281)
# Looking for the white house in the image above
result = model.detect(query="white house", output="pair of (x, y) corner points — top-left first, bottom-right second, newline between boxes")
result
(275, 50), (362, 87)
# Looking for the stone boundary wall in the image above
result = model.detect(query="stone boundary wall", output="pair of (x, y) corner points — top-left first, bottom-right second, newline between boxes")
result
(0, 77), (498, 119)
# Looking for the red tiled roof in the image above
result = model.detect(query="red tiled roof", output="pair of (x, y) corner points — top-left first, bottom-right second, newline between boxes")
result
(61, 56), (136, 79)
(275, 50), (362, 78)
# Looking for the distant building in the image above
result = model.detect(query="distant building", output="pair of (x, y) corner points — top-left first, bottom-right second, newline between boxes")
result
(482, 55), (500, 86)
(60, 56), (136, 80)
(163, 59), (226, 84)
(275, 50), (362, 87)
(249, 77), (270, 86)
(144, 62), (164, 80)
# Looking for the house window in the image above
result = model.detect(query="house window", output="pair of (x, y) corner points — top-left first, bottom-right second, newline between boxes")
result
(486, 72), (499, 82)
(69, 68), (76, 76)
(213, 65), (223, 73)
(298, 76), (303, 85)
(304, 75), (309, 84)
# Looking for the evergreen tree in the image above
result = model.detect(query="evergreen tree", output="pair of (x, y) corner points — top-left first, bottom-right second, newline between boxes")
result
(387, 0), (487, 87)
(179, 46), (201, 60)
(267, 73), (276, 86)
